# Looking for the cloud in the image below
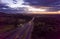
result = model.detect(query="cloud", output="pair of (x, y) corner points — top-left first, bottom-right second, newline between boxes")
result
(24, 0), (60, 6)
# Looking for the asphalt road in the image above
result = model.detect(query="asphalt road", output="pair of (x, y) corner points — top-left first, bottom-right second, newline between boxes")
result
(0, 22), (33, 39)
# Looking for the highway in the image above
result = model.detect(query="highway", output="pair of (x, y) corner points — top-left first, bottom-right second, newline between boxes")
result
(0, 18), (34, 39)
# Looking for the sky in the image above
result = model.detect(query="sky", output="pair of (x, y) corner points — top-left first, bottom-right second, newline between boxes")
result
(0, 0), (60, 13)
(1, 0), (24, 8)
(1, 0), (60, 6)
(1, 0), (24, 4)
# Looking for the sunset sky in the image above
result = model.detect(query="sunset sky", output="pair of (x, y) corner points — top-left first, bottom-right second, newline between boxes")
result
(1, 0), (60, 6)
(0, 0), (60, 14)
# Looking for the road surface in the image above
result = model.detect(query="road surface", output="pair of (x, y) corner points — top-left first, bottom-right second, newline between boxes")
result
(0, 22), (33, 39)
